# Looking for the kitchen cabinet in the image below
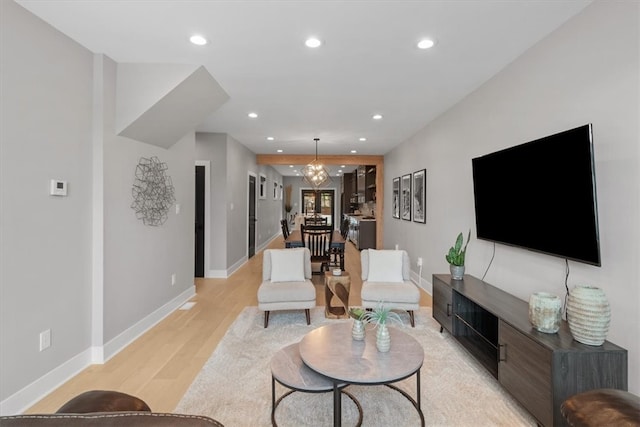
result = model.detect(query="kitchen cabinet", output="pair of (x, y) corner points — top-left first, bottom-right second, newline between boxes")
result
(346, 215), (376, 250)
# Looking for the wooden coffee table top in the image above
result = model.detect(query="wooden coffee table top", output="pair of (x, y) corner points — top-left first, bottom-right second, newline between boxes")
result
(299, 323), (423, 384)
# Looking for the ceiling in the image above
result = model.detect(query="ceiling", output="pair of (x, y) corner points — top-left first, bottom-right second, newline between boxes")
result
(17, 0), (591, 176)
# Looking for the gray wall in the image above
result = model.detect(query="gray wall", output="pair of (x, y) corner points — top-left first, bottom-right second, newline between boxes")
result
(196, 133), (283, 274)
(195, 133), (228, 272)
(1, 0), (197, 406)
(384, 1), (639, 393)
(1, 0), (94, 401)
(104, 57), (195, 341)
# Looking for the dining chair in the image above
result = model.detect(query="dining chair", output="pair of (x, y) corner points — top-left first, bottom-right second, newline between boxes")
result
(304, 216), (327, 226)
(280, 219), (290, 239)
(330, 218), (351, 268)
(301, 224), (333, 274)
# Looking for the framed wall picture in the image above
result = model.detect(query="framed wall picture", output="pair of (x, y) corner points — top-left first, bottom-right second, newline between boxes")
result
(413, 169), (426, 223)
(392, 177), (400, 219)
(401, 173), (411, 221)
(273, 181), (278, 199)
(259, 174), (267, 199)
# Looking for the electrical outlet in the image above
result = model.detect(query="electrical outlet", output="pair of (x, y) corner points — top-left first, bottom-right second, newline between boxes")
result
(171, 273), (176, 286)
(39, 329), (51, 351)
(417, 257), (423, 267)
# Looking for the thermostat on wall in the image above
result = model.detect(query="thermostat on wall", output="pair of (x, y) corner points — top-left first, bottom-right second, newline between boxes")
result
(50, 179), (68, 196)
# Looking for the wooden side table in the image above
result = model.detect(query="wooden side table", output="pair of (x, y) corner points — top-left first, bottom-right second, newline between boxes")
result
(324, 271), (350, 319)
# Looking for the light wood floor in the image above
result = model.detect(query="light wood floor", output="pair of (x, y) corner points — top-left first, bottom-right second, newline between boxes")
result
(26, 236), (431, 414)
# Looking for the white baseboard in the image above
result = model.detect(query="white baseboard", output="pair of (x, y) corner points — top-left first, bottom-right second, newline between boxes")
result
(206, 233), (280, 279)
(0, 348), (93, 416)
(412, 272), (433, 295)
(101, 286), (195, 362)
(206, 269), (228, 278)
(0, 285), (196, 416)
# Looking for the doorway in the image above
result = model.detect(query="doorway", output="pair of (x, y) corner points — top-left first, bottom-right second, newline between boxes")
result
(195, 166), (205, 277)
(301, 189), (335, 227)
(248, 174), (257, 258)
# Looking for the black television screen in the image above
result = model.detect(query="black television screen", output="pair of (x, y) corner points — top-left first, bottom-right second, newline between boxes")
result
(472, 124), (601, 266)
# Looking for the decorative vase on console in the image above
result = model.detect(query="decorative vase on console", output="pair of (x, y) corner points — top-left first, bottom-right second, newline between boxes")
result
(528, 292), (561, 333)
(566, 285), (611, 346)
(445, 230), (470, 280)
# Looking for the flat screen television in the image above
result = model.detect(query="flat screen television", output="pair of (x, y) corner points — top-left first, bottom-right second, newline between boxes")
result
(471, 124), (601, 266)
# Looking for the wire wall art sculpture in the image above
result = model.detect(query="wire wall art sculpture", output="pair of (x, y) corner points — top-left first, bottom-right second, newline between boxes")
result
(131, 156), (176, 226)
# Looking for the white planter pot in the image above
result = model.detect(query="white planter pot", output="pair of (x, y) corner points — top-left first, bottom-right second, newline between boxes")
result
(528, 292), (561, 333)
(567, 285), (610, 346)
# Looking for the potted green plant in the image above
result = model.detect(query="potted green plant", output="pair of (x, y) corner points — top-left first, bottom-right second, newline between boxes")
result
(445, 230), (470, 280)
(349, 307), (366, 341)
(363, 302), (402, 352)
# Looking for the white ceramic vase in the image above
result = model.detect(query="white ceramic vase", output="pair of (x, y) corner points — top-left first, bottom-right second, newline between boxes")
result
(351, 319), (365, 341)
(376, 324), (391, 352)
(450, 265), (465, 280)
(567, 285), (611, 346)
(528, 292), (561, 333)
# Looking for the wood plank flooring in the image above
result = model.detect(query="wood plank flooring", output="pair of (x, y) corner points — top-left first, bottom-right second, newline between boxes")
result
(26, 236), (431, 414)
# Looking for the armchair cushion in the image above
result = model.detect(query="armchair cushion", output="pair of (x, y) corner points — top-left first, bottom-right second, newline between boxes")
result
(263, 248), (311, 281)
(269, 249), (305, 282)
(366, 249), (404, 282)
(361, 249), (410, 282)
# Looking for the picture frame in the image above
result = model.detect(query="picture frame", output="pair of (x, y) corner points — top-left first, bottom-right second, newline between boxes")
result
(392, 177), (400, 219)
(401, 173), (411, 221)
(273, 181), (278, 200)
(259, 174), (267, 199)
(412, 169), (426, 223)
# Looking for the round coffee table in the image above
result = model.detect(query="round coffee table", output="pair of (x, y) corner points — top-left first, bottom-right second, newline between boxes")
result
(299, 323), (424, 426)
(270, 343), (363, 427)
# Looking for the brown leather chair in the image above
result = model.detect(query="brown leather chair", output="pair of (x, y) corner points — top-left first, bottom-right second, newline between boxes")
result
(0, 390), (223, 426)
(561, 389), (640, 427)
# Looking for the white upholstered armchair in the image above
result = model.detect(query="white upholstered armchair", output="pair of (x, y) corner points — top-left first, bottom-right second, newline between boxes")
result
(360, 249), (420, 327)
(257, 248), (316, 328)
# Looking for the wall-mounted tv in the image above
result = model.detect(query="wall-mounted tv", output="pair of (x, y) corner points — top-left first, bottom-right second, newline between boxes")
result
(471, 124), (601, 266)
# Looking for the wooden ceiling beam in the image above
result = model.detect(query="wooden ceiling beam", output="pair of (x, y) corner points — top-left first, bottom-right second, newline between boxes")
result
(256, 154), (383, 165)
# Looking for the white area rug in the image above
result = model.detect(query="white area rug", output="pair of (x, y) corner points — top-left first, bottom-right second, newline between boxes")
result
(176, 307), (536, 426)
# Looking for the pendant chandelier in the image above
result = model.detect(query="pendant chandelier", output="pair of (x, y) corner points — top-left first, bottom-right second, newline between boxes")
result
(302, 138), (331, 189)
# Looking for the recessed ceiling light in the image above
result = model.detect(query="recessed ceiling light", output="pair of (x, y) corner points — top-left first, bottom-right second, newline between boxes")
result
(341, 165), (346, 168)
(359, 137), (367, 142)
(372, 114), (383, 120)
(289, 165), (294, 168)
(351, 150), (357, 153)
(338, 169), (343, 173)
(248, 112), (258, 119)
(417, 38), (435, 49)
(266, 136), (274, 141)
(305, 37), (322, 48)
(190, 35), (208, 46)
(276, 149), (283, 153)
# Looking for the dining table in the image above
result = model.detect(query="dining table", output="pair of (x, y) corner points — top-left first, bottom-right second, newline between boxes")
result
(285, 230), (346, 271)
